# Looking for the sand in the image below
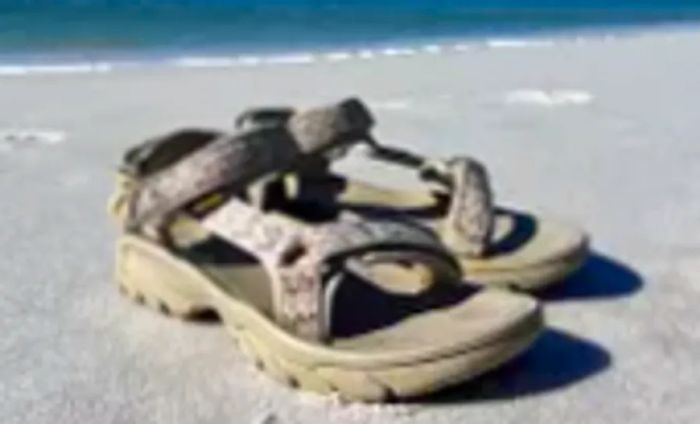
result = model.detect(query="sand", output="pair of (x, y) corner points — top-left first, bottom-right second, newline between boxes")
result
(1, 27), (699, 424)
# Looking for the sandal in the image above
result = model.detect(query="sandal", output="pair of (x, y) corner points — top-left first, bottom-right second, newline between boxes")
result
(231, 98), (589, 290)
(110, 110), (542, 401)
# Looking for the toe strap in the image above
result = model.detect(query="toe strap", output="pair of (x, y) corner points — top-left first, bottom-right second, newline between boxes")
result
(201, 199), (461, 342)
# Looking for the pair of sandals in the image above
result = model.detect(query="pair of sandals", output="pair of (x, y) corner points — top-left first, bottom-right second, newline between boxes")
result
(109, 98), (588, 402)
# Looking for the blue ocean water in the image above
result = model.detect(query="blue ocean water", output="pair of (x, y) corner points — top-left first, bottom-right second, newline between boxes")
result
(2, 1), (700, 62)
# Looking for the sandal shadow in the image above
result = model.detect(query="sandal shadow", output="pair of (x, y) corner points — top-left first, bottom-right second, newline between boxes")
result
(539, 252), (643, 301)
(414, 328), (611, 403)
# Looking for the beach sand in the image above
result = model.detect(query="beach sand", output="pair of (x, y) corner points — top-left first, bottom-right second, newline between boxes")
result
(1, 28), (699, 423)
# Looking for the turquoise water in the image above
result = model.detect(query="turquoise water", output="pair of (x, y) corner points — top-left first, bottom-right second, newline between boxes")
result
(2, 1), (700, 61)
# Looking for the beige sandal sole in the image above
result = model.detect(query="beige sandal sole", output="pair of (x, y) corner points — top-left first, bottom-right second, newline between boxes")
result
(115, 234), (542, 402)
(464, 246), (588, 291)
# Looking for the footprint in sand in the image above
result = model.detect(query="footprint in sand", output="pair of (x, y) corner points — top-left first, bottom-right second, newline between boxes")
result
(505, 89), (594, 107)
(0, 129), (66, 152)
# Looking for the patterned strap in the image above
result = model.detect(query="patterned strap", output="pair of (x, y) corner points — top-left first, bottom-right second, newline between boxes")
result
(286, 98), (374, 154)
(202, 199), (460, 342)
(125, 127), (302, 232)
(235, 98), (375, 158)
(422, 157), (494, 257)
(124, 99), (375, 234)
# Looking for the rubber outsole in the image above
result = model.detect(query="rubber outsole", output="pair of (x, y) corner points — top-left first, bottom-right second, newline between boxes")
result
(465, 243), (589, 291)
(115, 235), (543, 402)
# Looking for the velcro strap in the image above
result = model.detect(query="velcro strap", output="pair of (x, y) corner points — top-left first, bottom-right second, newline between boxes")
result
(233, 98), (376, 165)
(126, 127), (303, 230)
(124, 98), (375, 232)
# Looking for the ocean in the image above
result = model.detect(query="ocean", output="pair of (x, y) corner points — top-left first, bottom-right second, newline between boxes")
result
(1, 1), (700, 70)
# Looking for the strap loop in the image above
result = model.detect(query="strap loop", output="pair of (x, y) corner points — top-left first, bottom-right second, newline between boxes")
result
(436, 157), (494, 257)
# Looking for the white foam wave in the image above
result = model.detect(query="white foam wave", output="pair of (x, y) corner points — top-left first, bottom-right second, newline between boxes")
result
(173, 53), (317, 68)
(505, 89), (594, 107)
(422, 44), (443, 54)
(452, 43), (472, 52)
(172, 57), (241, 68)
(381, 47), (417, 57)
(0, 62), (113, 76)
(356, 49), (375, 60)
(237, 56), (263, 66)
(0, 35), (571, 77)
(486, 39), (555, 49)
(324, 51), (353, 62)
(263, 53), (316, 65)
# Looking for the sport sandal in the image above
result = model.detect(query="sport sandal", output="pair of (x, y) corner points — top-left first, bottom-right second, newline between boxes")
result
(233, 99), (589, 291)
(112, 114), (542, 402)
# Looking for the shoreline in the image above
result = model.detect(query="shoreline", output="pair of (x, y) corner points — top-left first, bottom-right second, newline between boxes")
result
(1, 21), (698, 77)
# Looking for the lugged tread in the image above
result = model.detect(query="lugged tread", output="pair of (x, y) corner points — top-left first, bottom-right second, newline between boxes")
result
(114, 234), (540, 402)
